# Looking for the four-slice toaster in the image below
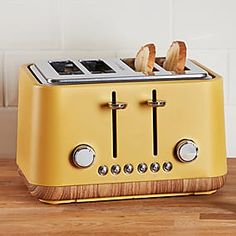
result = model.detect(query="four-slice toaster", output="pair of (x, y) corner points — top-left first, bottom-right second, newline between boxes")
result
(16, 57), (227, 204)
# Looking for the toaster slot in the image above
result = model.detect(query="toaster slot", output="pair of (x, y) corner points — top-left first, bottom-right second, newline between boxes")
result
(80, 60), (115, 74)
(107, 91), (128, 158)
(121, 58), (159, 72)
(49, 60), (84, 75)
(112, 91), (117, 158)
(155, 57), (190, 71)
(146, 90), (166, 156)
(152, 90), (158, 156)
(154, 57), (212, 80)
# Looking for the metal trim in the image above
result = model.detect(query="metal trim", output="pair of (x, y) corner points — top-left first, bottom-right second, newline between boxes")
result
(30, 58), (212, 85)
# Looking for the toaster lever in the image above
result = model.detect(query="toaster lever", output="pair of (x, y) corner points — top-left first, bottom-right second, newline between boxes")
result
(147, 100), (166, 107)
(107, 102), (128, 110)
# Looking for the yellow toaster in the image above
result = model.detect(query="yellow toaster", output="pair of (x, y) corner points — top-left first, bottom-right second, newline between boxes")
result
(16, 58), (227, 204)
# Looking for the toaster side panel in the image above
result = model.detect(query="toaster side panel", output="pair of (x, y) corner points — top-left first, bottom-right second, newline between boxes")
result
(16, 67), (38, 178)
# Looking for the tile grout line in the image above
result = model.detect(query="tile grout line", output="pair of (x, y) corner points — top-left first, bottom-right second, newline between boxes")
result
(0, 51), (3, 107)
(2, 51), (6, 107)
(226, 49), (230, 105)
(227, 48), (235, 106)
(60, 0), (65, 50)
(169, 0), (174, 42)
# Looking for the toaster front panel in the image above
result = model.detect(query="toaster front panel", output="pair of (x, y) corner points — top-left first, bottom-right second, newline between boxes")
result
(17, 67), (227, 186)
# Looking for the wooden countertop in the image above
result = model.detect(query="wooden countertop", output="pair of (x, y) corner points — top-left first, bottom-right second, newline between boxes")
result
(0, 159), (236, 235)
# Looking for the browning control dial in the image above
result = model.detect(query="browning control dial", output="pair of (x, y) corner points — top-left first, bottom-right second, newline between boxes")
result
(72, 144), (95, 168)
(175, 139), (198, 163)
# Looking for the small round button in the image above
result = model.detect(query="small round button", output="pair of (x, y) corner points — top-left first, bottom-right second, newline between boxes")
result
(137, 163), (148, 173)
(150, 162), (160, 173)
(124, 164), (133, 174)
(72, 144), (95, 168)
(163, 162), (173, 172)
(111, 165), (121, 175)
(98, 165), (108, 176)
(176, 139), (198, 162)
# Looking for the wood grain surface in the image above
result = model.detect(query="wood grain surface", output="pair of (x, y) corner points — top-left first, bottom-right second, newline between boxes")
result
(0, 158), (236, 235)
(18, 168), (226, 202)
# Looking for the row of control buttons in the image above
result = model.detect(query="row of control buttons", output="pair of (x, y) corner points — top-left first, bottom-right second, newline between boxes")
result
(98, 162), (173, 176)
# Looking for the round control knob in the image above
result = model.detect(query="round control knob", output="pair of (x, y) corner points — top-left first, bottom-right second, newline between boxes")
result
(72, 144), (95, 168)
(138, 163), (148, 173)
(176, 139), (198, 163)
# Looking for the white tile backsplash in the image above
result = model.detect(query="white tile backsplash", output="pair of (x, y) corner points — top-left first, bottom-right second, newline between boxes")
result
(229, 50), (236, 105)
(62, 0), (171, 50)
(225, 105), (236, 157)
(173, 0), (236, 49)
(116, 48), (167, 59)
(0, 108), (17, 158)
(0, 0), (236, 157)
(0, 0), (61, 50)
(0, 52), (3, 106)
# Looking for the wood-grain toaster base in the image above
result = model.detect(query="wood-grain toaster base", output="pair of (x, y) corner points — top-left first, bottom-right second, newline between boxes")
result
(39, 191), (218, 204)
(18, 169), (226, 203)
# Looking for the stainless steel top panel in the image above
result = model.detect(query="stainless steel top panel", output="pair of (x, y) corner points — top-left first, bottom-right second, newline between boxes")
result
(29, 58), (212, 85)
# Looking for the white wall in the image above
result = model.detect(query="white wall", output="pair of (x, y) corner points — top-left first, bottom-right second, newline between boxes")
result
(0, 0), (235, 158)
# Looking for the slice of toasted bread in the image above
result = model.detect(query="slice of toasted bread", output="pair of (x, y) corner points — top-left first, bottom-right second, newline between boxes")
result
(163, 41), (187, 74)
(134, 43), (156, 75)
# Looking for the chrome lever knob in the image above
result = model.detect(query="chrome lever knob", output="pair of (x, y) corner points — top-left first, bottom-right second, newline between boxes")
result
(107, 102), (128, 110)
(146, 100), (166, 107)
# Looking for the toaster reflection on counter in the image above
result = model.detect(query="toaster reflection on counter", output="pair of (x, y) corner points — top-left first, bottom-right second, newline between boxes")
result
(16, 57), (227, 204)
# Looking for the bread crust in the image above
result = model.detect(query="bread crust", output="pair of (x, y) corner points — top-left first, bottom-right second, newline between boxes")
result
(134, 43), (156, 75)
(163, 41), (187, 74)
